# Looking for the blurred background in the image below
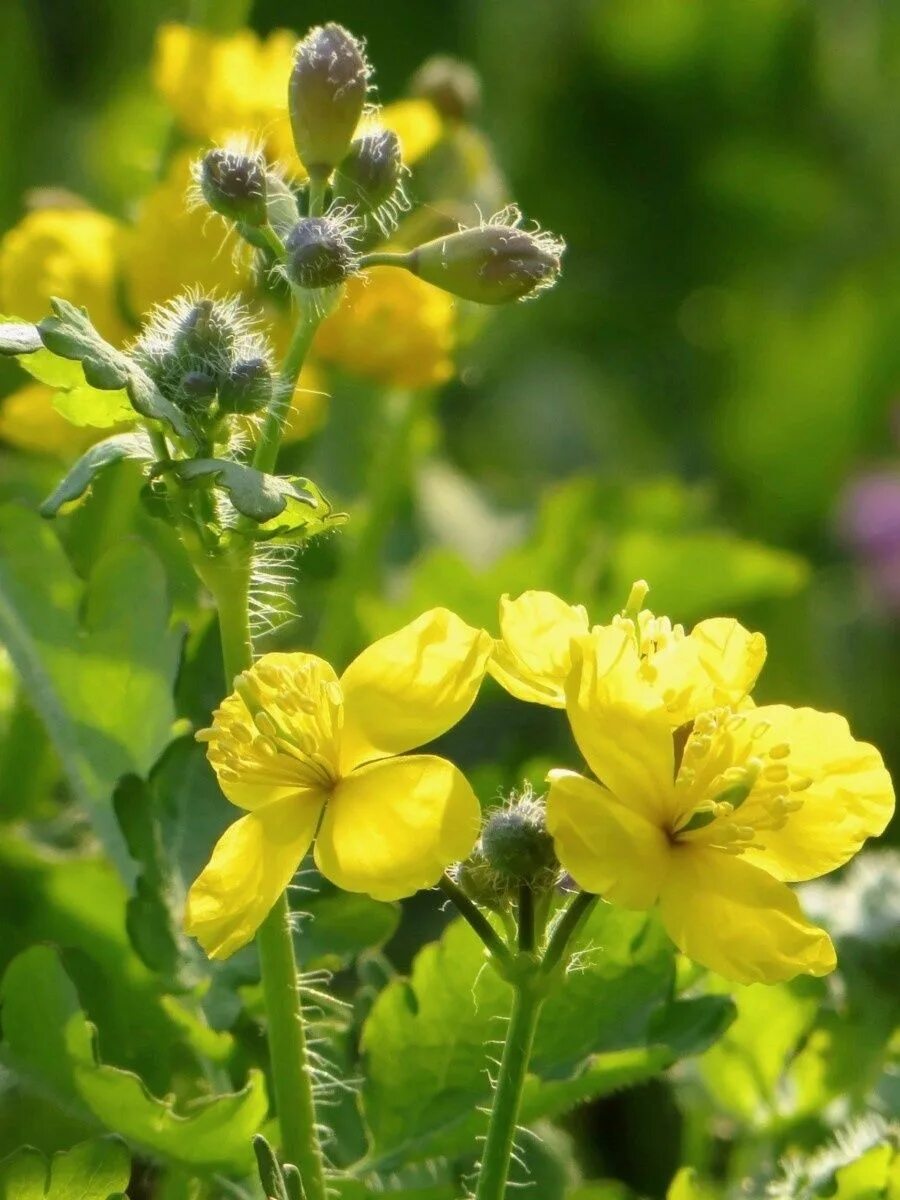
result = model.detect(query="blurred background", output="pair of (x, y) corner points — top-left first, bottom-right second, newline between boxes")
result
(0, 1), (898, 1196)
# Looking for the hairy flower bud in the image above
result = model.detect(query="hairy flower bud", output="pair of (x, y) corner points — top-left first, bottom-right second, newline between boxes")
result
(218, 357), (273, 415)
(180, 369), (217, 408)
(198, 148), (268, 226)
(480, 794), (558, 885)
(408, 207), (563, 304)
(289, 23), (371, 178)
(411, 55), (482, 122)
(284, 213), (358, 290)
(175, 298), (236, 361)
(334, 129), (403, 215)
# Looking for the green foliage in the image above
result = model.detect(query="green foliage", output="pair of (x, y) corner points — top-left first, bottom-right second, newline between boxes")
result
(0, 1137), (130, 1200)
(0, 510), (180, 869)
(0, 946), (267, 1174)
(40, 434), (154, 517)
(36, 299), (193, 442)
(359, 909), (733, 1171)
(158, 458), (346, 540)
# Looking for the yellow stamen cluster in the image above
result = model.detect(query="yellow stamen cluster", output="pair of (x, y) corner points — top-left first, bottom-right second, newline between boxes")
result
(198, 657), (342, 790)
(673, 708), (809, 854)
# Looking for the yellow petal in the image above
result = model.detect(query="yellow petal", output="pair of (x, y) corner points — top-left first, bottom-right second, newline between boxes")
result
(339, 609), (492, 772)
(487, 591), (590, 708)
(203, 653), (342, 809)
(375, 99), (444, 165)
(648, 618), (767, 726)
(185, 793), (325, 959)
(546, 769), (671, 908)
(565, 627), (675, 825)
(315, 754), (480, 899)
(0, 383), (99, 459)
(736, 705), (895, 882)
(659, 844), (836, 984)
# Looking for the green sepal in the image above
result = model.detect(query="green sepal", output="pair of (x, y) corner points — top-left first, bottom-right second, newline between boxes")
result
(39, 433), (154, 517)
(159, 457), (347, 540)
(36, 298), (195, 444)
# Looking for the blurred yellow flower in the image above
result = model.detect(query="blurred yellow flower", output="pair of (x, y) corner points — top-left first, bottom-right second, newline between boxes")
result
(186, 609), (492, 958)
(0, 207), (129, 345)
(123, 150), (254, 320)
(154, 24), (444, 174)
(488, 587), (765, 721)
(0, 382), (97, 459)
(546, 622), (894, 984)
(315, 267), (455, 388)
(153, 23), (297, 164)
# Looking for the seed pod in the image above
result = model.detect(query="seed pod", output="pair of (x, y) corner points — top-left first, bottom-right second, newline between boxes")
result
(198, 148), (268, 226)
(408, 209), (563, 305)
(284, 214), (358, 290)
(289, 23), (370, 178)
(411, 55), (482, 122)
(334, 129), (403, 214)
(218, 358), (273, 415)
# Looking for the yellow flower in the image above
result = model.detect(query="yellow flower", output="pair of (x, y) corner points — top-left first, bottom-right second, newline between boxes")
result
(0, 207), (130, 344)
(0, 382), (98, 459)
(186, 609), (492, 959)
(546, 623), (895, 984)
(315, 267), (455, 388)
(123, 151), (254, 319)
(153, 24), (297, 164)
(488, 586), (766, 723)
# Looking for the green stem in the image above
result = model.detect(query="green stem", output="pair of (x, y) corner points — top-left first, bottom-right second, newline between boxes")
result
(253, 310), (320, 475)
(210, 544), (327, 1200)
(438, 875), (513, 970)
(541, 890), (598, 976)
(308, 173), (328, 217)
(315, 389), (420, 662)
(474, 982), (544, 1200)
(256, 895), (329, 1200)
(359, 250), (413, 270)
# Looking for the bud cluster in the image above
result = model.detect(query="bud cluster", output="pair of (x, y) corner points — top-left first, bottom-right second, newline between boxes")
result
(131, 294), (273, 427)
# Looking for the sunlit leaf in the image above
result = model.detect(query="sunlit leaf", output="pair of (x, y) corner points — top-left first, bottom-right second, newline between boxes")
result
(1, 947), (267, 1174)
(0, 1137), (130, 1200)
(39, 433), (153, 517)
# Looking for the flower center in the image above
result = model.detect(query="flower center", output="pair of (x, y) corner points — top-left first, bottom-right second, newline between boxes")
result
(200, 658), (343, 790)
(670, 707), (811, 854)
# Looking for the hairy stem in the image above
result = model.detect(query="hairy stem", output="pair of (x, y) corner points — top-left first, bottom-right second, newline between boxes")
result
(541, 890), (598, 976)
(212, 561), (328, 1198)
(474, 982), (543, 1200)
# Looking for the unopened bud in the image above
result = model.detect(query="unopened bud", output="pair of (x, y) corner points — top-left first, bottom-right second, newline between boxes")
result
(218, 358), (272, 415)
(480, 794), (558, 885)
(454, 854), (511, 914)
(199, 148), (268, 226)
(334, 129), (403, 214)
(408, 208), (563, 304)
(284, 214), (358, 290)
(175, 299), (235, 360)
(289, 23), (371, 178)
(411, 55), (481, 122)
(180, 369), (217, 407)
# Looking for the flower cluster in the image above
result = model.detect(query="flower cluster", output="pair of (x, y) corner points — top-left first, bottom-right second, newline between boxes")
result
(189, 584), (894, 985)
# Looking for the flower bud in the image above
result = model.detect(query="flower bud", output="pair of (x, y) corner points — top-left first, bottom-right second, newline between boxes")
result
(334, 129), (403, 215)
(218, 358), (273, 415)
(284, 214), (358, 290)
(408, 208), (563, 305)
(198, 148), (268, 227)
(480, 793), (558, 885)
(180, 369), (217, 407)
(175, 298), (236, 361)
(410, 55), (481, 122)
(454, 854), (511, 914)
(289, 23), (371, 178)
